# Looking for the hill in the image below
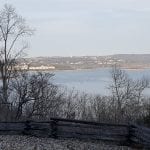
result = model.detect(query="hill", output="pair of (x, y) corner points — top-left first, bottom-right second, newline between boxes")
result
(19, 54), (150, 70)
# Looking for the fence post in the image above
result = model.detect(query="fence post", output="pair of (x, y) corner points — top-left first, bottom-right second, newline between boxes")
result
(23, 120), (31, 135)
(127, 124), (132, 146)
(128, 124), (144, 149)
(51, 119), (58, 138)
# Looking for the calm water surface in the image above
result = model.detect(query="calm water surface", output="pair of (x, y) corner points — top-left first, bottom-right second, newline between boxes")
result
(52, 68), (150, 95)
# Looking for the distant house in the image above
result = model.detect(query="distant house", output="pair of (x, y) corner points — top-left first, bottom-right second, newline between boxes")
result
(29, 65), (55, 70)
(14, 65), (55, 71)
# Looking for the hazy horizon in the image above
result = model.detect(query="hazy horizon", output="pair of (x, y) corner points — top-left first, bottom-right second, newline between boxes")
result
(27, 53), (150, 58)
(1, 0), (150, 57)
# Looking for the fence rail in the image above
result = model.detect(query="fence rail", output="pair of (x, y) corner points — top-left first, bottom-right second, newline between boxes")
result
(0, 118), (149, 149)
(129, 124), (150, 149)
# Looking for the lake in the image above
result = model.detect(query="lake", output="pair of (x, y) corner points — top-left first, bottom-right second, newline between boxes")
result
(52, 68), (150, 95)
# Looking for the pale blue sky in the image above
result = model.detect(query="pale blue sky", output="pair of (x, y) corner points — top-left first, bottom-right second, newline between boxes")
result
(1, 0), (150, 57)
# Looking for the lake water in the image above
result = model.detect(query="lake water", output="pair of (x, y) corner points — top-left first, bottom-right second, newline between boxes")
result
(52, 68), (150, 95)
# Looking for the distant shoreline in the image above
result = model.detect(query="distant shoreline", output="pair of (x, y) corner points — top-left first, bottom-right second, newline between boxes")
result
(22, 55), (150, 72)
(28, 66), (150, 72)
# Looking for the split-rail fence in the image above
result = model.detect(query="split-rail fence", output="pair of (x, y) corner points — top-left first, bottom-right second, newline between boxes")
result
(0, 118), (149, 149)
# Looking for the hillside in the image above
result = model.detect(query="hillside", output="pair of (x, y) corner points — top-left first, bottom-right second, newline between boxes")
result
(19, 54), (150, 70)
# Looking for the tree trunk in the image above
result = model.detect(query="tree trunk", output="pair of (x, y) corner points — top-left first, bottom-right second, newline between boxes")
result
(3, 75), (8, 102)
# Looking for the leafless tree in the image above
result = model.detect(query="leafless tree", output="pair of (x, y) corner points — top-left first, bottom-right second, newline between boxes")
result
(61, 89), (78, 119)
(10, 72), (66, 121)
(90, 95), (108, 122)
(27, 72), (61, 120)
(9, 71), (31, 120)
(0, 4), (33, 103)
(109, 66), (149, 123)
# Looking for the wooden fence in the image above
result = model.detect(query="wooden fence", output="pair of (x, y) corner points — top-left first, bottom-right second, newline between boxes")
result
(0, 118), (149, 149)
(129, 124), (150, 149)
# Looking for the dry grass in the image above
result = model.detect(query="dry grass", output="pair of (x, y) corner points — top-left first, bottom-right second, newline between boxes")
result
(0, 135), (136, 150)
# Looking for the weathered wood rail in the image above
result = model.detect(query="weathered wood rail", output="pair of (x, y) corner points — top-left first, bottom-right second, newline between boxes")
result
(0, 118), (149, 149)
(129, 124), (150, 149)
(50, 118), (129, 145)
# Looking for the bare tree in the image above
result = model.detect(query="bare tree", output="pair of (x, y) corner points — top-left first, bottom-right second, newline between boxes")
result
(9, 71), (31, 120)
(10, 72), (66, 121)
(0, 4), (33, 102)
(109, 66), (149, 123)
(90, 95), (108, 122)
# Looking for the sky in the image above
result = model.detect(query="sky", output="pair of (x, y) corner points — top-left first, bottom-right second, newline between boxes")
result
(1, 0), (150, 57)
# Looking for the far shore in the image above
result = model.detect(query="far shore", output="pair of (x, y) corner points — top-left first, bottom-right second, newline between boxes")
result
(27, 66), (150, 72)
